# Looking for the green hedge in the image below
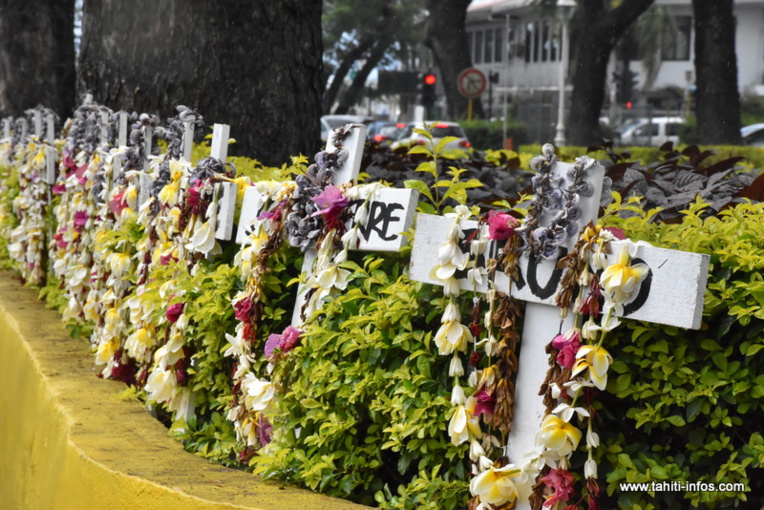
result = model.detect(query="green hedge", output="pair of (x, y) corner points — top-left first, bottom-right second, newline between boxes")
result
(520, 143), (764, 169)
(460, 119), (528, 150)
(1, 135), (762, 508)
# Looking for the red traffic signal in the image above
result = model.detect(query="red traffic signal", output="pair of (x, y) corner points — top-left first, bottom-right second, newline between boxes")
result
(423, 73), (437, 86)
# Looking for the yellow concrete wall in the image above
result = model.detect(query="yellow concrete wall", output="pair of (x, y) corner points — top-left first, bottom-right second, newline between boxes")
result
(0, 273), (369, 510)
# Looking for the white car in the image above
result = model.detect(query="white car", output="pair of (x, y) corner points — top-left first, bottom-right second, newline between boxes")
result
(320, 115), (373, 141)
(741, 123), (764, 146)
(395, 121), (471, 152)
(616, 116), (685, 146)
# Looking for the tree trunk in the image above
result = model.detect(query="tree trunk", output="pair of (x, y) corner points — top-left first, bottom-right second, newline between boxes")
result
(567, 0), (654, 146)
(424, 0), (484, 120)
(78, 0), (323, 166)
(0, 0), (75, 118)
(692, 0), (741, 144)
(333, 40), (388, 115)
(323, 39), (375, 114)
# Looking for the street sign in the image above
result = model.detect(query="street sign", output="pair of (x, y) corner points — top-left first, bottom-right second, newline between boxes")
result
(457, 68), (487, 99)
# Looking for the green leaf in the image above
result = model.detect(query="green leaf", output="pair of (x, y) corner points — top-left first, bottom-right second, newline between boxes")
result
(666, 415), (686, 427)
(434, 136), (459, 155)
(404, 179), (434, 202)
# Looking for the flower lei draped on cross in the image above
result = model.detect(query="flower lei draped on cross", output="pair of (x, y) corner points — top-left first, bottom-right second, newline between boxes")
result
(429, 145), (649, 510)
(225, 132), (381, 457)
(6, 107), (59, 287)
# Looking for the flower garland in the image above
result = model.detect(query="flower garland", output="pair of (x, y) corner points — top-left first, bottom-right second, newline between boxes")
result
(427, 203), (541, 510)
(517, 144), (595, 261)
(7, 107), (58, 286)
(224, 137), (381, 458)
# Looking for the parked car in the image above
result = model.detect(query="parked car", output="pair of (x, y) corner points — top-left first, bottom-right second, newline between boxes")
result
(366, 121), (411, 145)
(320, 115), (373, 141)
(741, 123), (764, 146)
(616, 116), (685, 146)
(394, 121), (471, 152)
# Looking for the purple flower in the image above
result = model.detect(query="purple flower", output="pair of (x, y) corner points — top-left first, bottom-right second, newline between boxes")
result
(486, 210), (519, 241)
(265, 325), (303, 359)
(310, 184), (348, 228)
(258, 414), (273, 446)
(165, 302), (185, 323)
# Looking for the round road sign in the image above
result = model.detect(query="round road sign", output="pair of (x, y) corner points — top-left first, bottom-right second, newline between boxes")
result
(457, 68), (487, 99)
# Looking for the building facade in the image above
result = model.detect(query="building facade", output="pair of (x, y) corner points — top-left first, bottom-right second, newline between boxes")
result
(466, 0), (764, 141)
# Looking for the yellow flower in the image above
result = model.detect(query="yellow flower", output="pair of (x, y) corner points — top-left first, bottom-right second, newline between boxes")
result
(448, 396), (482, 445)
(434, 320), (472, 355)
(94, 337), (118, 365)
(109, 252), (132, 278)
(571, 345), (613, 390)
(600, 244), (649, 303)
(158, 179), (181, 206)
(470, 464), (522, 506)
(536, 414), (582, 455)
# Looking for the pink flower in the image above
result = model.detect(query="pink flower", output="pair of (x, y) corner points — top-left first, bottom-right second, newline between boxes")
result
(73, 211), (88, 231)
(487, 210), (519, 241)
(540, 468), (575, 507)
(279, 326), (302, 352)
(109, 189), (126, 216)
(62, 154), (76, 172)
(187, 183), (204, 214)
(552, 330), (581, 369)
(165, 302), (185, 323)
(604, 227), (626, 240)
(265, 326), (303, 359)
(160, 252), (177, 266)
(234, 296), (254, 323)
(54, 228), (68, 249)
(311, 184), (348, 229)
(473, 389), (496, 417)
(52, 184), (66, 195)
(258, 199), (287, 221)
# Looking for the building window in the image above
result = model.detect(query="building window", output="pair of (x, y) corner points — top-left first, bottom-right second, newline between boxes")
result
(494, 27), (503, 63)
(475, 30), (484, 64)
(485, 28), (494, 63)
(662, 16), (692, 61)
(525, 23), (533, 62)
(541, 20), (550, 61)
(522, 19), (563, 64)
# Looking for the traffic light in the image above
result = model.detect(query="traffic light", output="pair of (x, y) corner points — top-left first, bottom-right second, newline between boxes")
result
(613, 68), (638, 105)
(421, 72), (437, 109)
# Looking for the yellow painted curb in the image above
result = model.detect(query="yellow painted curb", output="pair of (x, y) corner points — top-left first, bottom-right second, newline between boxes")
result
(0, 272), (369, 510)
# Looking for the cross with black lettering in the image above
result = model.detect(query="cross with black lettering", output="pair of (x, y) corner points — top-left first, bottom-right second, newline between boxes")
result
(409, 157), (709, 510)
(232, 124), (418, 326)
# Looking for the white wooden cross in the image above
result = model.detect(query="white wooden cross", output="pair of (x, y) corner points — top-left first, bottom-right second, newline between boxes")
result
(32, 110), (42, 140)
(1, 117), (11, 140)
(230, 124), (418, 327)
(112, 112), (128, 179)
(209, 123), (238, 241)
(44, 114), (57, 185)
(138, 125), (154, 206)
(409, 157), (710, 509)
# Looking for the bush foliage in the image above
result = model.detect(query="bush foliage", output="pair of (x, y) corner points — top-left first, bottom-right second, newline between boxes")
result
(1, 130), (763, 508)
